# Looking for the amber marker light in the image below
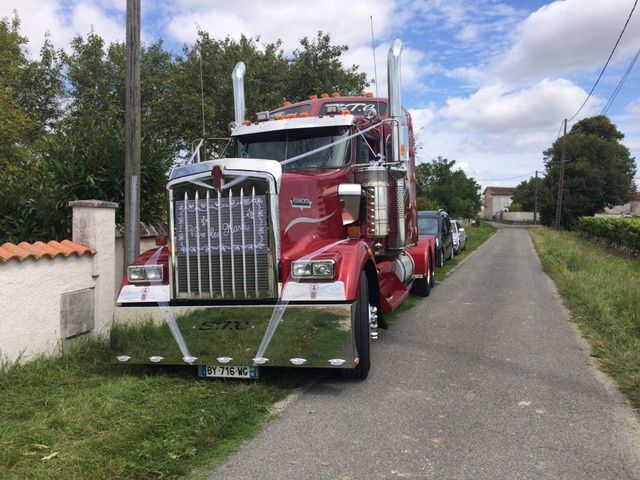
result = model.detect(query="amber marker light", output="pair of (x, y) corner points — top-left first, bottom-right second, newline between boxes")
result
(365, 92), (374, 97)
(287, 113), (297, 119)
(299, 112), (309, 117)
(241, 120), (251, 126)
(320, 93), (329, 98)
(331, 91), (341, 97)
(308, 94), (318, 100)
(155, 234), (168, 246)
(275, 114), (285, 120)
(347, 225), (361, 239)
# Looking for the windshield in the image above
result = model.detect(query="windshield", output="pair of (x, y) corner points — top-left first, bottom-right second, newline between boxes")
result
(418, 217), (438, 235)
(236, 127), (351, 172)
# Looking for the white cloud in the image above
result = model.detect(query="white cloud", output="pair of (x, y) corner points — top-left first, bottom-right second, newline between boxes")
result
(456, 24), (480, 42)
(495, 0), (640, 81)
(166, 0), (397, 53)
(441, 78), (601, 133)
(626, 99), (640, 115)
(0, 0), (125, 54)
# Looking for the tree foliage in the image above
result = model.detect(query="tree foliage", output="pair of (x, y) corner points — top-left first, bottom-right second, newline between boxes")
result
(538, 116), (637, 228)
(0, 16), (368, 242)
(415, 156), (481, 219)
(511, 176), (544, 211)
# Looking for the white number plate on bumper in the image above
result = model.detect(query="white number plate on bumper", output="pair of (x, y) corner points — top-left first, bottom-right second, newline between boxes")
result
(198, 365), (258, 379)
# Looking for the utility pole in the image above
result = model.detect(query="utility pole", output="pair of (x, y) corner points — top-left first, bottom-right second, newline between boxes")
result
(124, 0), (141, 268)
(554, 119), (567, 229)
(533, 170), (539, 225)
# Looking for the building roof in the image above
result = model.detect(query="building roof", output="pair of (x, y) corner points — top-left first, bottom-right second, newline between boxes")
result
(482, 186), (516, 196)
(0, 240), (95, 263)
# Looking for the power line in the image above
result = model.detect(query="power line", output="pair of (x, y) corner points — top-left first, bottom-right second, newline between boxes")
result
(601, 47), (640, 115)
(476, 172), (535, 182)
(567, 0), (638, 122)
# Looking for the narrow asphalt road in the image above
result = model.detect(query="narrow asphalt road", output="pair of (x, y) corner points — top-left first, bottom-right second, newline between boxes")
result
(208, 226), (640, 480)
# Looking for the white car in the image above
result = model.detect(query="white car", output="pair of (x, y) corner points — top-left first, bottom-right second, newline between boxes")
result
(451, 220), (467, 253)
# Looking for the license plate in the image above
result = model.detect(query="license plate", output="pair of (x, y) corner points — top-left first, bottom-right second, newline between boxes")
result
(198, 365), (258, 379)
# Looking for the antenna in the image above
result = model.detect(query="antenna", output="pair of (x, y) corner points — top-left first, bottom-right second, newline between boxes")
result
(199, 44), (206, 139)
(370, 15), (379, 97)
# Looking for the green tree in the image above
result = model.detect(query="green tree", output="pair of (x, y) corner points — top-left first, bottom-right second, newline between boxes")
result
(286, 32), (368, 101)
(512, 176), (544, 211)
(539, 115), (637, 228)
(415, 156), (481, 219)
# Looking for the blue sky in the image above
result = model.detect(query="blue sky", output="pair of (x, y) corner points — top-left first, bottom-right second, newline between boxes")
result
(2, 0), (639, 189)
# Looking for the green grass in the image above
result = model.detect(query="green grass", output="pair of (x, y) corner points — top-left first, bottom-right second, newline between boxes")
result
(0, 342), (300, 480)
(435, 221), (497, 282)
(530, 227), (640, 409)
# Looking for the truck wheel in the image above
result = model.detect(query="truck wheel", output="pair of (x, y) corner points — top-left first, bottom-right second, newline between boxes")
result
(429, 253), (435, 288)
(411, 253), (432, 297)
(346, 272), (371, 380)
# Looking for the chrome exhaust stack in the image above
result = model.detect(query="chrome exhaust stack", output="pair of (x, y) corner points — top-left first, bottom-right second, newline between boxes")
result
(232, 62), (246, 125)
(387, 39), (403, 165)
(387, 39), (408, 249)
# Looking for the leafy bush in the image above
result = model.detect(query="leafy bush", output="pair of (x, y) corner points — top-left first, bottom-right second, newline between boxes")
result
(577, 216), (640, 254)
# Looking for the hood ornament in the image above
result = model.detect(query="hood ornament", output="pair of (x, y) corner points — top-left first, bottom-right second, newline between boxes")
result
(212, 165), (224, 190)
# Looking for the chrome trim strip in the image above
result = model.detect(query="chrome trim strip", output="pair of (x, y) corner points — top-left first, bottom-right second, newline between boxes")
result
(228, 188), (236, 298)
(252, 186), (259, 297)
(240, 188), (248, 297)
(217, 190), (224, 297)
(206, 190), (213, 296)
(168, 189), (176, 298)
(184, 191), (191, 294)
(195, 190), (202, 295)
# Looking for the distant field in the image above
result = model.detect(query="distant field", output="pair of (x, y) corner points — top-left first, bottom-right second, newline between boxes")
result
(530, 227), (640, 410)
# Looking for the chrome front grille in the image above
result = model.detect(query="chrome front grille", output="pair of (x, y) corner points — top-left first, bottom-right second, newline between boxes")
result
(172, 179), (276, 300)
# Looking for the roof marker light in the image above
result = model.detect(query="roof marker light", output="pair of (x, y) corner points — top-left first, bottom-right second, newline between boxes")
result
(365, 92), (374, 97)
(331, 91), (341, 97)
(320, 93), (329, 98)
(282, 100), (291, 106)
(275, 114), (285, 120)
(241, 120), (251, 126)
(287, 113), (297, 119)
(308, 94), (318, 100)
(299, 112), (309, 117)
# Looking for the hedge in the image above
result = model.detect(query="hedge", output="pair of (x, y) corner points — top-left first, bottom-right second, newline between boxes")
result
(577, 217), (640, 255)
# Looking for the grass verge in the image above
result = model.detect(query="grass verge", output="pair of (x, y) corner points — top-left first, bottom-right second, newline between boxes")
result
(530, 227), (640, 410)
(434, 221), (497, 283)
(0, 342), (301, 480)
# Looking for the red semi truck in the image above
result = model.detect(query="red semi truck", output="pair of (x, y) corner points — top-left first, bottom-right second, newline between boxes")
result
(112, 39), (436, 379)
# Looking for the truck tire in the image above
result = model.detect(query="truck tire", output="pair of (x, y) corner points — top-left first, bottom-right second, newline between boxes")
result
(346, 272), (371, 380)
(411, 253), (432, 297)
(429, 253), (435, 288)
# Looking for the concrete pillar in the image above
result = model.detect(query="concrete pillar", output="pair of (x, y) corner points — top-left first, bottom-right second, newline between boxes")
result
(69, 200), (118, 335)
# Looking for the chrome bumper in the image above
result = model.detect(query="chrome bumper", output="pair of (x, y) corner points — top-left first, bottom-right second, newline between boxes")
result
(111, 303), (356, 368)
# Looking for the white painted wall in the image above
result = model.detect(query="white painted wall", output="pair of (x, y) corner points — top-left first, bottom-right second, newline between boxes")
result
(503, 211), (535, 222)
(0, 200), (118, 364)
(0, 256), (93, 362)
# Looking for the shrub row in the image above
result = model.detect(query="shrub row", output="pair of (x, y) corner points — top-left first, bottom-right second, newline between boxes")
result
(577, 216), (640, 254)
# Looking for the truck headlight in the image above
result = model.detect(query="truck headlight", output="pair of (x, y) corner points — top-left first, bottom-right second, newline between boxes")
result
(291, 260), (335, 279)
(127, 265), (163, 283)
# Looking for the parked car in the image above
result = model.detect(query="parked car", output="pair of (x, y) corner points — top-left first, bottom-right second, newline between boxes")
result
(451, 220), (467, 253)
(417, 210), (454, 267)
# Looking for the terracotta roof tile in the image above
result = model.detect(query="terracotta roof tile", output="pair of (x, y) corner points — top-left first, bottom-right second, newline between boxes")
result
(0, 240), (95, 263)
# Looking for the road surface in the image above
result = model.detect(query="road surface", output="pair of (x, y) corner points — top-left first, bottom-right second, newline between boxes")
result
(208, 225), (640, 480)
